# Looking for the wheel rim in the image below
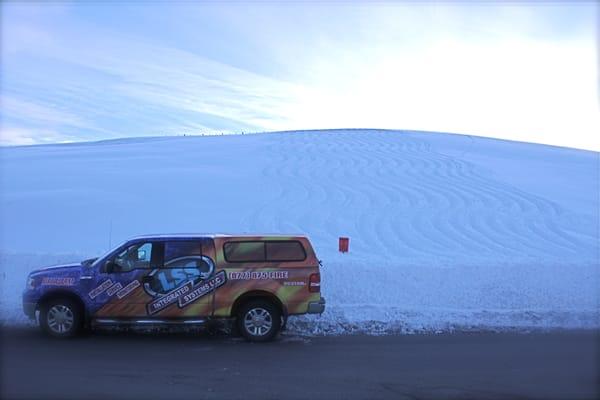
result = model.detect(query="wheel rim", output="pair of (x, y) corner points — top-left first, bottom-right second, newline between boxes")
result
(243, 307), (273, 336)
(47, 305), (74, 334)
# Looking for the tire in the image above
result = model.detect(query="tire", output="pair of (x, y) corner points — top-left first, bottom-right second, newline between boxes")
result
(40, 298), (83, 338)
(237, 300), (281, 342)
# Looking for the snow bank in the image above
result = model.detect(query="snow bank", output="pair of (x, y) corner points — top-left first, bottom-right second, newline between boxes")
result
(1, 129), (598, 332)
(288, 258), (599, 335)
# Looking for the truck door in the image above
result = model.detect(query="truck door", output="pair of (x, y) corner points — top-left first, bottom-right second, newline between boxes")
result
(91, 240), (158, 318)
(144, 239), (220, 318)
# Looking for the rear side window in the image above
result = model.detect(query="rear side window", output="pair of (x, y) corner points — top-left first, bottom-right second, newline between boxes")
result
(163, 241), (203, 268)
(224, 241), (265, 262)
(266, 241), (306, 261)
(224, 240), (306, 262)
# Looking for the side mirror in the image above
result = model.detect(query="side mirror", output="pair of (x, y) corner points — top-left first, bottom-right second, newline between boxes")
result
(137, 249), (147, 260)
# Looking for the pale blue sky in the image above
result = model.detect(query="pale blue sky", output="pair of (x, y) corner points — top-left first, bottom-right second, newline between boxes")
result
(1, 2), (598, 149)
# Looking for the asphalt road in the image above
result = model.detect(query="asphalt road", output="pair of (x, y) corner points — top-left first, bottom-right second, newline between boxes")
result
(1, 327), (598, 400)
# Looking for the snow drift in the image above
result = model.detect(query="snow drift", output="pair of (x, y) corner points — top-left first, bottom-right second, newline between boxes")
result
(1, 129), (598, 333)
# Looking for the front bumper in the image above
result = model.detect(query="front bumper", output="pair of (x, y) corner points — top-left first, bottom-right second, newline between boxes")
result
(23, 301), (36, 320)
(307, 297), (326, 314)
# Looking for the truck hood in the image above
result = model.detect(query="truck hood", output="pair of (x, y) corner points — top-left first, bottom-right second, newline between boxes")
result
(29, 262), (83, 277)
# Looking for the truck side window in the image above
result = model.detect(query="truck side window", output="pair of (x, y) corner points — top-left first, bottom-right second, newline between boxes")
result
(223, 241), (307, 262)
(266, 241), (306, 261)
(224, 241), (265, 262)
(150, 241), (213, 293)
(112, 242), (153, 272)
(163, 241), (203, 268)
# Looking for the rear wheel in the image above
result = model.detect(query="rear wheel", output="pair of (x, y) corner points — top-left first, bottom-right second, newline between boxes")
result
(40, 298), (83, 338)
(237, 300), (281, 342)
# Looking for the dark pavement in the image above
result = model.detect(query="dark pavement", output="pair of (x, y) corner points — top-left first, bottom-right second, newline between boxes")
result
(1, 327), (598, 400)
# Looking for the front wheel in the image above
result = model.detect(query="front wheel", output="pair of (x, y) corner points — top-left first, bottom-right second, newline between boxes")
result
(40, 298), (83, 338)
(237, 300), (281, 342)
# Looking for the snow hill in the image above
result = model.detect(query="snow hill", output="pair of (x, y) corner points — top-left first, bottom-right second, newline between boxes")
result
(1, 129), (598, 333)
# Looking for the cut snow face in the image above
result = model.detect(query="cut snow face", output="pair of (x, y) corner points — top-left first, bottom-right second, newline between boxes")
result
(1, 130), (598, 332)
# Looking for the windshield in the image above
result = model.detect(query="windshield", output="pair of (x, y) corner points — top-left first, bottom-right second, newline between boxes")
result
(90, 241), (126, 268)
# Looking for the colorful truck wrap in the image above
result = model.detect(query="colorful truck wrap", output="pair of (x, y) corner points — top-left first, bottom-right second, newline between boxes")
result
(22, 234), (325, 341)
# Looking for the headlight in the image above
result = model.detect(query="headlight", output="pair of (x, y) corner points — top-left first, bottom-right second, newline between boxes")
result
(27, 276), (36, 290)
